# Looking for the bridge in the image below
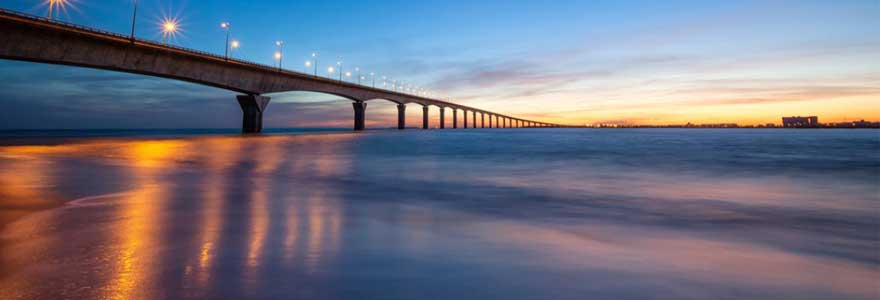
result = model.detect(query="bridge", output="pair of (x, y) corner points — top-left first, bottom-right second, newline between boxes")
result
(0, 8), (562, 133)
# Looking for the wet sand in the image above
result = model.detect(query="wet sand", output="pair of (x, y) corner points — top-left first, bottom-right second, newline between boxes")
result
(0, 129), (878, 299)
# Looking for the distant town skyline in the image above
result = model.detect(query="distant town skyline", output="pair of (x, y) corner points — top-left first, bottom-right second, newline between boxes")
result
(0, 0), (878, 129)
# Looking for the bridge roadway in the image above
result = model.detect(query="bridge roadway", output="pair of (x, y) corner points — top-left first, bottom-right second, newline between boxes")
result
(0, 8), (562, 132)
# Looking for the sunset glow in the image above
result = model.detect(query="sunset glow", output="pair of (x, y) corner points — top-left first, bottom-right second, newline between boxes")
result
(2, 1), (878, 128)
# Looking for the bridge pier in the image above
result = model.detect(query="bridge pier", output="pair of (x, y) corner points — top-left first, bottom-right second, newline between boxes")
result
(236, 95), (271, 134)
(453, 109), (458, 129)
(422, 106), (429, 129)
(481, 113), (486, 128)
(472, 111), (477, 129)
(352, 101), (367, 131)
(463, 110), (468, 128)
(397, 104), (406, 130)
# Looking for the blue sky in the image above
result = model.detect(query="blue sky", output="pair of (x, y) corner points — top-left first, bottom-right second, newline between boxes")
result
(1, 0), (878, 128)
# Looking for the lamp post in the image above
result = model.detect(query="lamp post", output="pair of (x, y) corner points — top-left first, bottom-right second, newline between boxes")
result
(221, 22), (231, 60)
(275, 41), (284, 70)
(382, 76), (387, 89)
(370, 73), (376, 87)
(130, 0), (139, 42)
(327, 66), (336, 78)
(355, 67), (361, 84)
(336, 60), (343, 81)
(312, 52), (318, 76)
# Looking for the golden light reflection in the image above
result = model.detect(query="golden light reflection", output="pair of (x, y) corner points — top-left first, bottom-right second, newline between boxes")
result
(0, 151), (58, 225)
(283, 204), (299, 265)
(105, 140), (184, 300)
(303, 189), (342, 273)
(190, 138), (241, 288)
(125, 140), (187, 169)
(244, 138), (282, 290)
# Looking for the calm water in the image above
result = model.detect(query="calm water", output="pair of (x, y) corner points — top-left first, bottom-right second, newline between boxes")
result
(0, 129), (878, 300)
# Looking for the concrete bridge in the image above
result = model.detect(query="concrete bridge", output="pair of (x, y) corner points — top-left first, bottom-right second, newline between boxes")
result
(0, 8), (562, 133)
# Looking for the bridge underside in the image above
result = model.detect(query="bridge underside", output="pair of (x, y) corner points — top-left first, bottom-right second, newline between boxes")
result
(0, 9), (558, 132)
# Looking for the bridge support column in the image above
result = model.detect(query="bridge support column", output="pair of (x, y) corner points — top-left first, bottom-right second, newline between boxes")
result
(397, 104), (406, 130)
(237, 95), (271, 134)
(422, 106), (429, 129)
(463, 110), (468, 128)
(453, 109), (458, 129)
(439, 108), (446, 129)
(481, 113), (485, 128)
(472, 111), (477, 129)
(352, 101), (367, 131)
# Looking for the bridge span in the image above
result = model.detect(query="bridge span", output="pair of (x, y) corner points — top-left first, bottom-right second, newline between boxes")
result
(0, 8), (562, 133)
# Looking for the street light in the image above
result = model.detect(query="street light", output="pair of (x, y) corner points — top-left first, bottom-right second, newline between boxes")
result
(345, 71), (352, 82)
(370, 72), (375, 87)
(383, 76), (387, 89)
(130, 0), (139, 42)
(311, 52), (318, 76)
(355, 67), (361, 84)
(230, 40), (240, 53)
(161, 18), (179, 45)
(336, 60), (343, 81)
(275, 41), (284, 70)
(327, 66), (336, 78)
(46, 0), (71, 21)
(220, 22), (231, 60)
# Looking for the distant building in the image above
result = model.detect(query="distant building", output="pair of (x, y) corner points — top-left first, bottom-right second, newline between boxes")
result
(782, 116), (819, 128)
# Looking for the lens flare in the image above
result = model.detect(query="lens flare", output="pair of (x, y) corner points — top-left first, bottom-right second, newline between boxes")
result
(158, 17), (181, 45)
(44, 0), (75, 20)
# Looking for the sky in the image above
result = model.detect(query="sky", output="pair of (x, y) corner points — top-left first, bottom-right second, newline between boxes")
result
(0, 0), (878, 129)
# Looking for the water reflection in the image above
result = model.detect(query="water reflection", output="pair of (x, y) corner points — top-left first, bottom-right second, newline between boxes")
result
(0, 130), (877, 300)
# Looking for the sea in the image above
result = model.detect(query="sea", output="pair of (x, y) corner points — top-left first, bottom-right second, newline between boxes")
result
(0, 128), (877, 299)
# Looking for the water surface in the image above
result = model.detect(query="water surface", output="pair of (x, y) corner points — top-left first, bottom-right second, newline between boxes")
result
(0, 129), (878, 299)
